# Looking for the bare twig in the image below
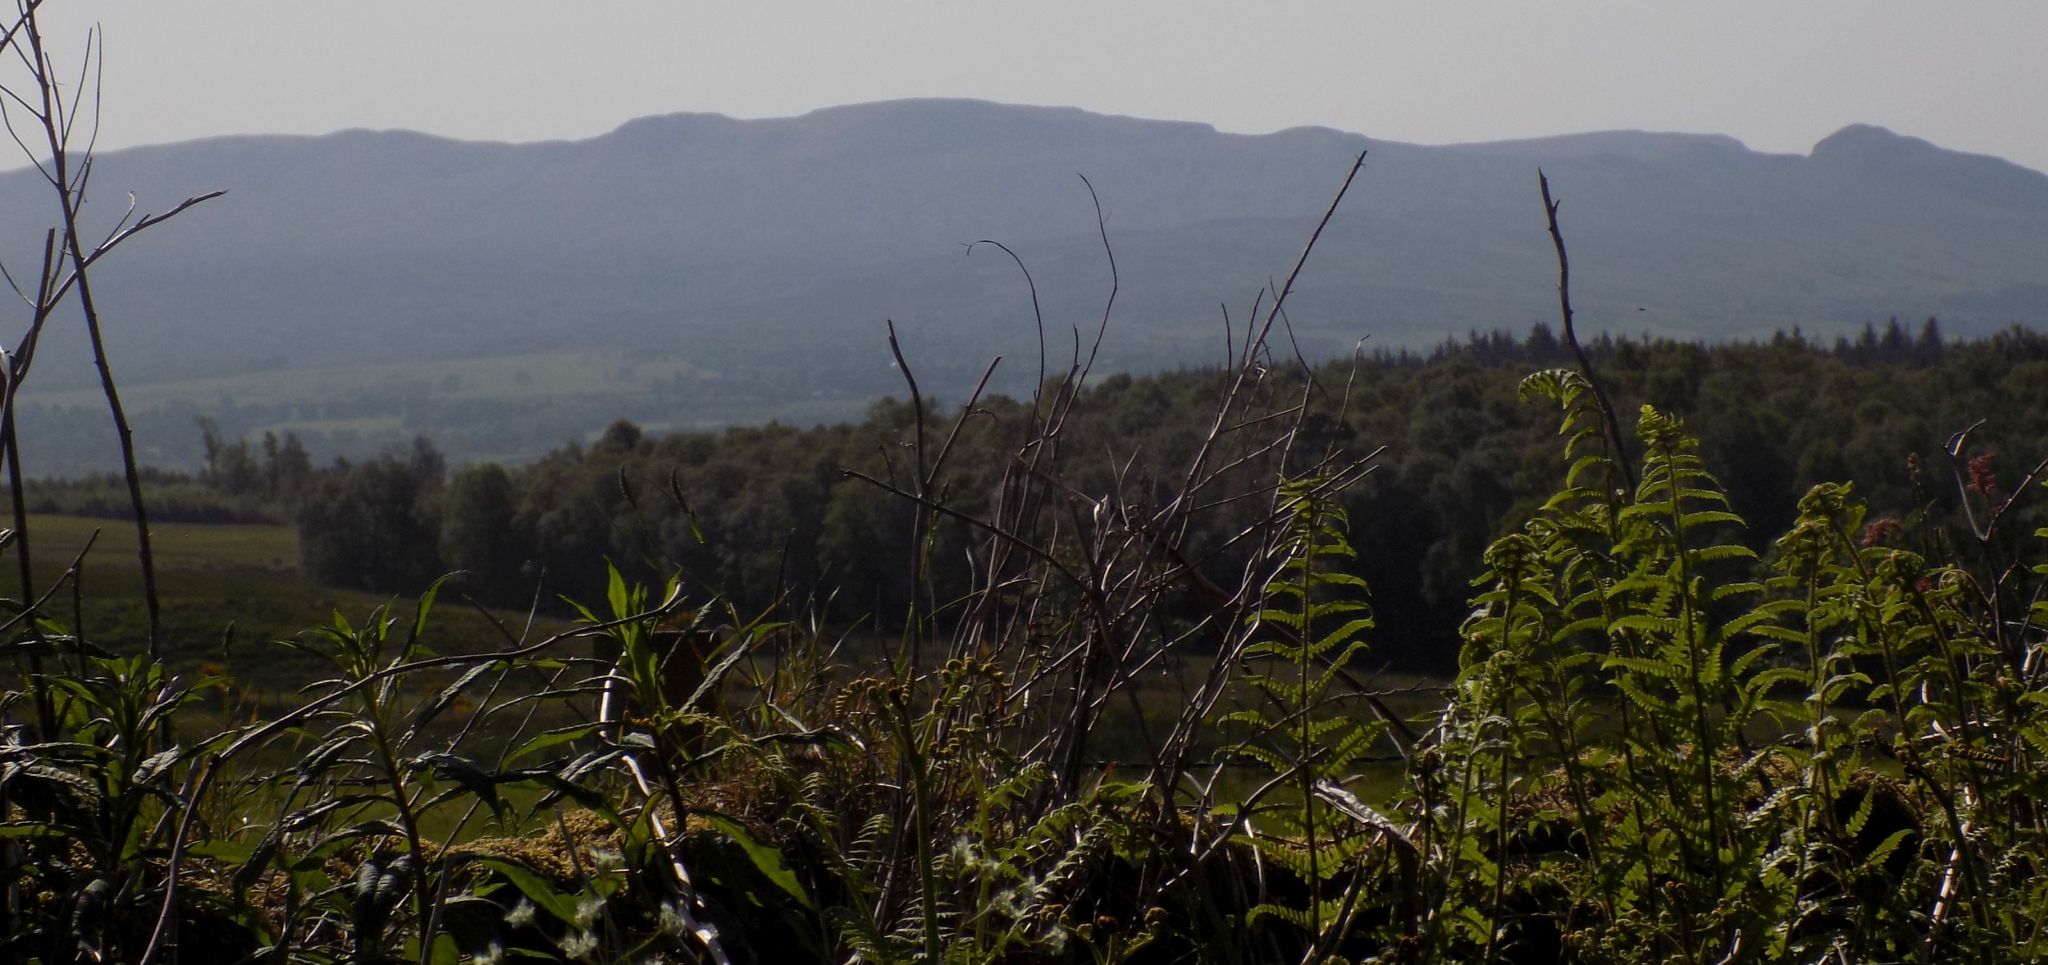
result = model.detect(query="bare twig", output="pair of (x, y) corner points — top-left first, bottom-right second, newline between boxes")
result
(14, 12), (219, 660)
(1072, 172), (1118, 386)
(1254, 151), (1365, 366)
(1538, 170), (1635, 494)
(966, 239), (1047, 424)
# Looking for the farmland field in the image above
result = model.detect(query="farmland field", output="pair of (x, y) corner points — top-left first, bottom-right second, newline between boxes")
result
(17, 513), (562, 691)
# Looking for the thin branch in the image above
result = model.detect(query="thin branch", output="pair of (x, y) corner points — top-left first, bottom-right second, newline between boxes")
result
(1538, 170), (1635, 494)
(966, 239), (1046, 425)
(1073, 172), (1118, 385)
(25, 10), (170, 658)
(884, 320), (926, 480)
(1174, 152), (1366, 515)
(842, 466), (1082, 589)
(0, 525), (97, 639)
(1219, 301), (1235, 371)
(1255, 150), (1365, 362)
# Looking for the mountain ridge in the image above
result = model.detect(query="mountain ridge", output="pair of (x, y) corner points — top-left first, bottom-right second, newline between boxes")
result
(41, 99), (2036, 177)
(0, 98), (2041, 473)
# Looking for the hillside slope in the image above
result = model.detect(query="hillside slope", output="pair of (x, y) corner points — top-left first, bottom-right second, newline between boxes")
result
(2, 99), (2043, 470)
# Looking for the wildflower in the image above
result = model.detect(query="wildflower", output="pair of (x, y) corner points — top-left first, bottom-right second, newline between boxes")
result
(573, 894), (604, 929)
(504, 897), (536, 929)
(657, 900), (690, 937)
(560, 930), (598, 959)
(1967, 450), (1999, 499)
(1860, 517), (1903, 547)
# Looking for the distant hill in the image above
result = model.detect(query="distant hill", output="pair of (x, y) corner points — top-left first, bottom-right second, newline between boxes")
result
(1, 98), (2043, 472)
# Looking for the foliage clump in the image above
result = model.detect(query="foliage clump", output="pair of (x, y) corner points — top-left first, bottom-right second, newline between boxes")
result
(10, 351), (2048, 961)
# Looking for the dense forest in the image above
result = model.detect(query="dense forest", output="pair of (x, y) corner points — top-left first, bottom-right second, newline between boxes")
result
(40, 318), (2038, 677)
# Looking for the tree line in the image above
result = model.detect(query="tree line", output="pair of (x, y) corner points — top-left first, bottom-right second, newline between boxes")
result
(26, 319), (2044, 674)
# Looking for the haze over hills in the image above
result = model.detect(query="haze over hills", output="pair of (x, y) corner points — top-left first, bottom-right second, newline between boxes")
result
(2, 98), (2044, 473)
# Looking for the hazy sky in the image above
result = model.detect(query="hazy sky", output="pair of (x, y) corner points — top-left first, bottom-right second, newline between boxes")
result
(26, 1), (2048, 172)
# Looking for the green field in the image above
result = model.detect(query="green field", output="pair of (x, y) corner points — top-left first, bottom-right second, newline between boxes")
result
(14, 514), (564, 693)
(16, 348), (874, 473)
(25, 350), (723, 411)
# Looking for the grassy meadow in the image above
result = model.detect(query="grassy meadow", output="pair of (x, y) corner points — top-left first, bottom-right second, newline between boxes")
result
(16, 348), (874, 474)
(16, 513), (561, 694)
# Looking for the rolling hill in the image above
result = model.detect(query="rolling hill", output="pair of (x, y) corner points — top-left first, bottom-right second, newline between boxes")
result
(1, 99), (2043, 472)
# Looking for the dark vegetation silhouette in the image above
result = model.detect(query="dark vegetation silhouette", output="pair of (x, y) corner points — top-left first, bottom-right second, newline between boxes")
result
(34, 319), (2022, 680)
(6, 4), (2048, 961)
